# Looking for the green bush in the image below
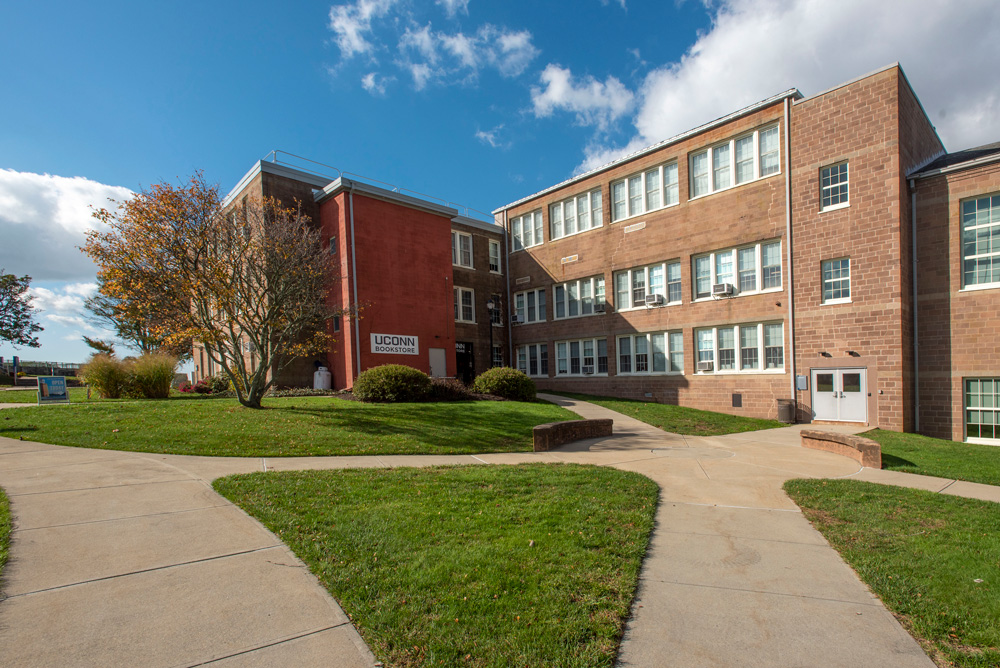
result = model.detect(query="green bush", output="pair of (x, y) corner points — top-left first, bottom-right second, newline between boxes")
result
(353, 364), (431, 403)
(429, 377), (475, 402)
(80, 354), (133, 399)
(472, 367), (536, 401)
(129, 354), (177, 399)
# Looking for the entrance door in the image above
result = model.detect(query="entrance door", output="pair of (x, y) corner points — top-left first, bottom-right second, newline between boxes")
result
(456, 342), (474, 385)
(428, 348), (447, 377)
(811, 368), (867, 422)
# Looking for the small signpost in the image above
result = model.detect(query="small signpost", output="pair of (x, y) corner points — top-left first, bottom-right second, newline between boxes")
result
(37, 376), (71, 405)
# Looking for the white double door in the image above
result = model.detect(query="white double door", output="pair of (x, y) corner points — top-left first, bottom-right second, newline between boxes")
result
(811, 368), (867, 422)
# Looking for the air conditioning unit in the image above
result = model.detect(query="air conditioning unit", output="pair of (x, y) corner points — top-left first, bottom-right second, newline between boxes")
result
(712, 283), (734, 296)
(582, 365), (595, 375)
(644, 293), (664, 306)
(593, 303), (607, 313)
(697, 360), (714, 372)
(511, 313), (524, 324)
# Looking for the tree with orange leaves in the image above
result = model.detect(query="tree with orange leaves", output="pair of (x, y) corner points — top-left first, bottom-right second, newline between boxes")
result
(83, 173), (342, 408)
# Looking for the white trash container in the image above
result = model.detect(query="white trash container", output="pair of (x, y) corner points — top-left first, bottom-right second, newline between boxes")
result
(313, 366), (332, 390)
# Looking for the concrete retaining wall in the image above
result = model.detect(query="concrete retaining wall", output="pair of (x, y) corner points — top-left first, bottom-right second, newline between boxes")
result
(533, 419), (613, 452)
(801, 430), (881, 468)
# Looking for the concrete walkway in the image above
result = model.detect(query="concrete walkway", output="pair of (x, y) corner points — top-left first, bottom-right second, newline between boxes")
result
(1, 395), (996, 666)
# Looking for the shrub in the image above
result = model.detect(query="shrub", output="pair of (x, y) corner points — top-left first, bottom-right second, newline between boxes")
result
(130, 354), (177, 399)
(208, 373), (231, 394)
(177, 380), (193, 393)
(80, 354), (132, 399)
(429, 377), (475, 402)
(266, 387), (340, 398)
(353, 364), (431, 403)
(472, 367), (536, 401)
(193, 378), (214, 394)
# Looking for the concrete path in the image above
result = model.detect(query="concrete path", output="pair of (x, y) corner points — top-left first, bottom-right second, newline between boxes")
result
(1, 395), (995, 666)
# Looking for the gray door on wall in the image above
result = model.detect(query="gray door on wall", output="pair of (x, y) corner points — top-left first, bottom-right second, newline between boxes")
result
(811, 368), (867, 422)
(429, 348), (447, 377)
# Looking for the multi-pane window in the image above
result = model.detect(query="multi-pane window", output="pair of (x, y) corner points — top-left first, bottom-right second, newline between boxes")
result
(514, 289), (546, 324)
(614, 261), (681, 309)
(452, 231), (473, 267)
(611, 162), (679, 222)
(517, 344), (549, 377)
(553, 276), (605, 319)
(556, 338), (608, 375)
(690, 124), (781, 198)
(961, 193), (1000, 288)
(693, 241), (782, 298)
(694, 322), (784, 373)
(489, 240), (501, 273)
(551, 189), (603, 240)
(489, 294), (503, 325)
(820, 162), (849, 210)
(454, 287), (475, 323)
(511, 210), (543, 251)
(617, 331), (683, 375)
(822, 258), (851, 303)
(492, 344), (503, 368)
(965, 378), (1000, 443)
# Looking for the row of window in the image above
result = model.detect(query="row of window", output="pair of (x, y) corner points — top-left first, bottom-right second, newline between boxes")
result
(962, 194), (1000, 289)
(692, 241), (782, 299)
(451, 231), (502, 273)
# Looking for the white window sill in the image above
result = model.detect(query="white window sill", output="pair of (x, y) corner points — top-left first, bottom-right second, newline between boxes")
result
(687, 170), (782, 203)
(616, 301), (682, 313)
(611, 201), (680, 225)
(515, 320), (546, 325)
(555, 373), (610, 378)
(692, 287), (782, 303)
(820, 202), (850, 213)
(695, 369), (786, 376)
(490, 270), (502, 275)
(550, 224), (604, 242)
(455, 320), (476, 325)
(616, 371), (684, 377)
(959, 283), (1000, 293)
(553, 312), (604, 321)
(967, 437), (1000, 446)
(821, 297), (853, 305)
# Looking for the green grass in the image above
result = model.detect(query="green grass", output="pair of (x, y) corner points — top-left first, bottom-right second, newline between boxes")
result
(550, 391), (785, 435)
(215, 464), (658, 667)
(0, 387), (93, 403)
(863, 429), (1000, 487)
(0, 397), (577, 457)
(0, 487), (10, 585)
(785, 479), (1000, 668)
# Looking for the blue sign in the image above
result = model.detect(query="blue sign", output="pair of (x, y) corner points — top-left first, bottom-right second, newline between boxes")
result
(38, 376), (70, 405)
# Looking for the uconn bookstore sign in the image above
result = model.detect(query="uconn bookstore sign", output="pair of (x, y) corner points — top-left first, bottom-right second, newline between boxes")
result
(371, 333), (419, 355)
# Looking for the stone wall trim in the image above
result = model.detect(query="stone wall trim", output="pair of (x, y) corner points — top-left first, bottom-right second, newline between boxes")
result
(800, 429), (881, 468)
(533, 419), (614, 452)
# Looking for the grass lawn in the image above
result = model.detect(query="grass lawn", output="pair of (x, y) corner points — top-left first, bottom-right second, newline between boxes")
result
(863, 429), (1000, 487)
(785, 479), (1000, 668)
(0, 487), (9, 585)
(0, 397), (577, 457)
(550, 391), (784, 435)
(215, 464), (658, 667)
(0, 387), (93, 403)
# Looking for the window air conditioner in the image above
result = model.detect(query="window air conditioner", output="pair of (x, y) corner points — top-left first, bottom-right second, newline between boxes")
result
(511, 313), (524, 324)
(644, 293), (665, 306)
(593, 303), (607, 313)
(712, 283), (734, 296)
(582, 365), (595, 375)
(697, 360), (714, 372)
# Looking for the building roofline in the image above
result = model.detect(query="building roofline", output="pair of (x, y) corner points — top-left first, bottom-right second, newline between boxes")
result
(453, 214), (503, 233)
(493, 87), (801, 214)
(222, 160), (333, 208)
(315, 177), (461, 218)
(910, 150), (1000, 179)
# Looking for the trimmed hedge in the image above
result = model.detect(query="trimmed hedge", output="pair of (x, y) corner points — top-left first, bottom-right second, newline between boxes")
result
(353, 364), (431, 403)
(80, 353), (178, 399)
(472, 367), (536, 401)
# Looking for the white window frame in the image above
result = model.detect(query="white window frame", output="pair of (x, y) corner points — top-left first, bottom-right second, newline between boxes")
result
(492, 344), (503, 368)
(613, 260), (682, 311)
(514, 288), (546, 324)
(692, 240), (782, 301)
(550, 188), (603, 240)
(616, 331), (684, 376)
(821, 257), (852, 304)
(552, 275), (605, 320)
(965, 377), (1000, 445)
(960, 193), (1000, 290)
(610, 161), (679, 223)
(516, 343), (549, 377)
(511, 210), (543, 251)
(555, 338), (608, 377)
(454, 287), (475, 324)
(451, 231), (473, 268)
(488, 239), (501, 273)
(693, 322), (784, 375)
(820, 161), (850, 211)
(689, 124), (781, 200)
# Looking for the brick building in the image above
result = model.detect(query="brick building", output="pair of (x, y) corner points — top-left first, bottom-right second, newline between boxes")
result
(494, 63), (999, 443)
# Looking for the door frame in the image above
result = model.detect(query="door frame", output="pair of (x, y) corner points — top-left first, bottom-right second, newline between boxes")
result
(810, 367), (868, 423)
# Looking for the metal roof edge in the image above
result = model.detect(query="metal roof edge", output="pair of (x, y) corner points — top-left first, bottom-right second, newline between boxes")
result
(315, 177), (460, 218)
(222, 160), (335, 207)
(910, 151), (1000, 180)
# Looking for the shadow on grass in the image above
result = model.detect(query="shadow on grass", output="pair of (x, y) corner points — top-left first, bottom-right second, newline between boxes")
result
(881, 453), (918, 469)
(0, 426), (38, 434)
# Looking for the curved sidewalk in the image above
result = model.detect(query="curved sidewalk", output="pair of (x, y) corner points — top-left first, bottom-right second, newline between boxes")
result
(1, 395), (993, 666)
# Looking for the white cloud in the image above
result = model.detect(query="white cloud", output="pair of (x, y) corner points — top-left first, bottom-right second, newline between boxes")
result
(29, 283), (96, 317)
(0, 170), (131, 281)
(578, 0), (1000, 172)
(361, 71), (393, 95)
(436, 0), (469, 18)
(328, 0), (399, 59)
(488, 27), (538, 77)
(599, 0), (627, 8)
(475, 124), (507, 149)
(531, 64), (635, 131)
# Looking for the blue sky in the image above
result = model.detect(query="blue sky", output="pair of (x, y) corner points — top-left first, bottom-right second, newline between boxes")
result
(2, 0), (999, 365)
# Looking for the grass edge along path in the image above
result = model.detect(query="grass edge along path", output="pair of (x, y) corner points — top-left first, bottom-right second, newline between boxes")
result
(0, 486), (9, 586)
(862, 429), (1000, 487)
(785, 479), (1000, 668)
(550, 391), (784, 436)
(215, 464), (659, 668)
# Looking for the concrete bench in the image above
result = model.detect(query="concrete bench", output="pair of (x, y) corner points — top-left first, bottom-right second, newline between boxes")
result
(533, 419), (614, 452)
(800, 430), (881, 468)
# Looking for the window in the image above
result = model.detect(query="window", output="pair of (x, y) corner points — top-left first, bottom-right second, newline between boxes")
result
(617, 331), (683, 375)
(333, 316), (341, 333)
(454, 287), (475, 323)
(489, 294), (503, 325)
(961, 193), (1000, 288)
(966, 378), (1000, 444)
(611, 162), (679, 222)
(452, 231), (473, 267)
(489, 240), (501, 273)
(614, 261), (681, 309)
(822, 258), (851, 303)
(550, 188), (603, 240)
(517, 344), (549, 377)
(553, 276), (605, 319)
(689, 124), (780, 199)
(694, 322), (784, 374)
(514, 289), (546, 324)
(556, 338), (607, 375)
(820, 162), (849, 210)
(511, 210), (543, 250)
(329, 236), (337, 255)
(492, 344), (503, 368)
(692, 241), (782, 299)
